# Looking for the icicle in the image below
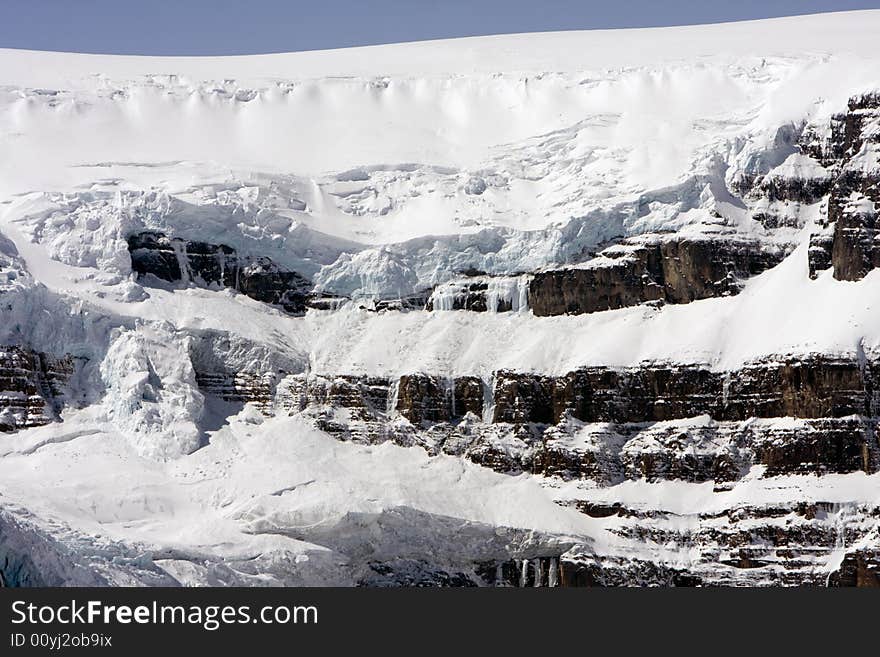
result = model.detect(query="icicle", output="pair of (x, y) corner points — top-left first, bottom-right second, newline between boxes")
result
(533, 558), (542, 587)
(449, 376), (456, 417)
(170, 239), (191, 287)
(485, 278), (500, 313)
(482, 373), (496, 424)
(429, 275), (530, 313)
(519, 559), (529, 588)
(548, 558), (559, 587)
(825, 502), (851, 587)
(217, 250), (227, 288)
(486, 277), (510, 313)
(516, 274), (530, 313)
(495, 563), (504, 588)
(482, 275), (531, 313)
(428, 283), (459, 311)
(387, 377), (400, 416)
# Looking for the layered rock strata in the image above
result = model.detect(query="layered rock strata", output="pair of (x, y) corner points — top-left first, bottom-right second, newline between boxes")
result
(0, 346), (74, 432)
(185, 354), (880, 586)
(528, 236), (787, 317)
(128, 232), (313, 314)
(189, 355), (880, 484)
(790, 94), (880, 281)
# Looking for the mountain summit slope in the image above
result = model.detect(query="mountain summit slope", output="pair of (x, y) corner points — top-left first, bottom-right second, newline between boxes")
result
(1, 12), (879, 586)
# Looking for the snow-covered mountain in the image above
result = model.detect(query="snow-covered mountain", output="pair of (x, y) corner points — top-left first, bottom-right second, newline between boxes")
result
(1, 11), (879, 586)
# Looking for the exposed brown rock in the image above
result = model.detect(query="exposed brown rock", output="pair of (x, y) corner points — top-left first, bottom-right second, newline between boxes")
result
(128, 231), (313, 314)
(808, 232), (834, 279)
(492, 371), (555, 424)
(528, 236), (786, 317)
(396, 374), (484, 425)
(828, 549), (880, 587)
(194, 371), (278, 414)
(258, 354), (880, 482)
(0, 346), (74, 432)
(453, 377), (484, 417)
(796, 93), (880, 282)
(490, 356), (876, 426)
(830, 185), (880, 281)
(527, 245), (664, 316)
(556, 555), (701, 587)
(722, 357), (869, 420)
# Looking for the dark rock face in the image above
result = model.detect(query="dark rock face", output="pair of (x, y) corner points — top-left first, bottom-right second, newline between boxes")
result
(756, 174), (833, 207)
(423, 235), (786, 320)
(464, 443), (527, 473)
(531, 423), (625, 483)
(272, 374), (404, 444)
(491, 356), (876, 426)
(793, 94), (880, 281)
(527, 248), (664, 317)
(528, 237), (786, 317)
(266, 355), (880, 484)
(274, 372), (484, 445)
(362, 560), (478, 587)
(799, 95), (880, 169)
(396, 374), (484, 426)
(128, 231), (312, 314)
(722, 358), (871, 420)
(658, 238), (784, 304)
(558, 501), (880, 587)
(395, 374), (451, 425)
(318, 379), (399, 443)
(529, 416), (876, 483)
(551, 364), (722, 424)
(453, 377), (484, 418)
(556, 555), (701, 587)
(127, 231), (187, 281)
(276, 374), (390, 417)
(364, 554), (579, 587)
(808, 232), (834, 279)
(194, 372), (278, 414)
(0, 346), (74, 432)
(323, 376), (392, 421)
(830, 183), (880, 281)
(828, 549), (880, 587)
(492, 371), (555, 424)
(234, 260), (312, 315)
(840, 93), (880, 160)
(196, 355), (880, 587)
(745, 152), (834, 230)
(752, 417), (874, 476)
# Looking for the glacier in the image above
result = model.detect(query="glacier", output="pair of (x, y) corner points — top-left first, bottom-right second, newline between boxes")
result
(1, 11), (880, 586)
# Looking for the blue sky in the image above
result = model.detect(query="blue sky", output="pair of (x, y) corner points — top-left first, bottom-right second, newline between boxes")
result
(3, 0), (880, 55)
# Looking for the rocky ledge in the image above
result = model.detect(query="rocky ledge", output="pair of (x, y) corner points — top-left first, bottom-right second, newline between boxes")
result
(423, 235), (788, 318)
(795, 93), (880, 281)
(191, 354), (880, 484)
(0, 346), (75, 432)
(128, 232), (315, 315)
(528, 235), (787, 317)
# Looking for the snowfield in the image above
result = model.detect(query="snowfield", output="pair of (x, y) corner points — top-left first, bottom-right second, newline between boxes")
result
(1, 11), (880, 586)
